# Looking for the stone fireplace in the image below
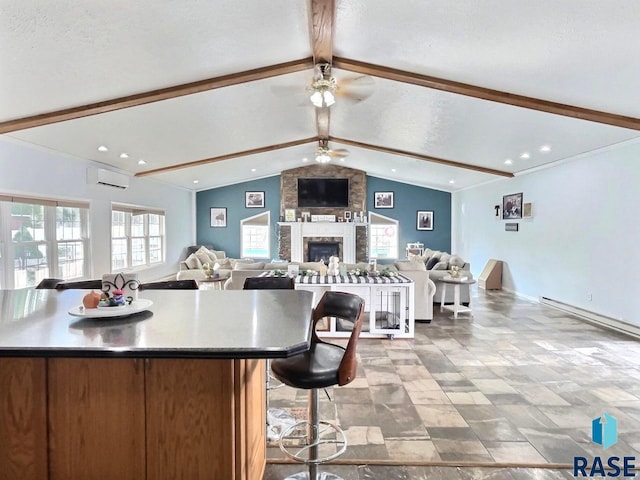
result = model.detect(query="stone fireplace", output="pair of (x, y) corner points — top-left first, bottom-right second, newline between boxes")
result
(287, 222), (357, 263)
(278, 164), (369, 262)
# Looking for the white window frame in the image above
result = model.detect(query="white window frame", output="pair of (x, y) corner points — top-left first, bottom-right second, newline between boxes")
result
(0, 194), (90, 289)
(241, 211), (270, 259)
(368, 212), (399, 259)
(111, 204), (166, 272)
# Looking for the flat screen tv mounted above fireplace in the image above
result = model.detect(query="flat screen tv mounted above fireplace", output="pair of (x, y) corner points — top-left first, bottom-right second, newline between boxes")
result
(297, 178), (349, 208)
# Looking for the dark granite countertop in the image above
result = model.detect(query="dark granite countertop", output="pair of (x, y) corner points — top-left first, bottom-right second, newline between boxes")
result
(0, 288), (314, 359)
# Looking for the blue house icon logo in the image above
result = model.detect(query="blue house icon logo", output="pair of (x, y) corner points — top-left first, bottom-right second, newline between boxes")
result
(592, 413), (618, 449)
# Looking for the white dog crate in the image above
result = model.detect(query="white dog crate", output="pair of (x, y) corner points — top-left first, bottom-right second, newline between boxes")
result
(292, 273), (415, 339)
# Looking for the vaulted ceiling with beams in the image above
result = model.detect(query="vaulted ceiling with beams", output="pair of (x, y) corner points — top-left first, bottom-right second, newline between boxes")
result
(2, 1), (639, 192)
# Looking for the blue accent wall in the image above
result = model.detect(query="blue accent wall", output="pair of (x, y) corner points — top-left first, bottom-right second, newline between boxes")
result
(195, 174), (451, 260)
(196, 176), (281, 259)
(367, 176), (451, 255)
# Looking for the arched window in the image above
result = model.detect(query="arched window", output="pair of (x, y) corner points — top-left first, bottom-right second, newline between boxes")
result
(368, 212), (398, 259)
(241, 211), (270, 259)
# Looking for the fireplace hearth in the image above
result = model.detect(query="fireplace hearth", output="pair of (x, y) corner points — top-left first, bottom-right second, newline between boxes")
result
(307, 242), (340, 262)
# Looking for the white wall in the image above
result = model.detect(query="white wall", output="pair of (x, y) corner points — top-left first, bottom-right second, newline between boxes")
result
(0, 137), (194, 283)
(453, 138), (640, 326)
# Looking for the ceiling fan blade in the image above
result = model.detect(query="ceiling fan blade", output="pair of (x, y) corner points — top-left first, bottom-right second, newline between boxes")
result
(329, 148), (349, 159)
(340, 75), (375, 89)
(336, 75), (375, 103)
(270, 85), (312, 107)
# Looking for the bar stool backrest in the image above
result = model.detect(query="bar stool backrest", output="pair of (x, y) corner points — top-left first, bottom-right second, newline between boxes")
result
(312, 291), (365, 386)
(242, 276), (295, 290)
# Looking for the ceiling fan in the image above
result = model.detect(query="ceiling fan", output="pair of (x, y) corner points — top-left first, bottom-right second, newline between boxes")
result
(313, 139), (349, 163)
(272, 63), (374, 107)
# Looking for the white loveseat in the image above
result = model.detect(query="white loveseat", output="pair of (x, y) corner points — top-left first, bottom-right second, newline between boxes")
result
(395, 249), (473, 305)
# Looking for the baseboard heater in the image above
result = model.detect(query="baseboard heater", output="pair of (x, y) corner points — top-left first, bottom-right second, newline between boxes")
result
(540, 297), (640, 340)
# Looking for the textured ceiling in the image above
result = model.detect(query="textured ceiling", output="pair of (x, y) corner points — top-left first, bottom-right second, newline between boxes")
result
(2, 0), (639, 192)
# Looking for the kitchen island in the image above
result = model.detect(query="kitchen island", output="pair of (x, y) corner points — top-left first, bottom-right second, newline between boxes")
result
(0, 288), (314, 480)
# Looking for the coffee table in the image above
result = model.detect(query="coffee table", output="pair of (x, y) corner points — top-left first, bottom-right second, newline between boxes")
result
(440, 277), (476, 319)
(197, 274), (229, 290)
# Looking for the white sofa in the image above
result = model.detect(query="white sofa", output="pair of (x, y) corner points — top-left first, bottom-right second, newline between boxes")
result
(176, 246), (439, 321)
(395, 250), (473, 305)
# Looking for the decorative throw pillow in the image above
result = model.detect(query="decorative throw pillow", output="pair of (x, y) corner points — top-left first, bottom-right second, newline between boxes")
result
(432, 261), (449, 270)
(439, 252), (451, 264)
(425, 256), (440, 270)
(422, 248), (434, 259)
(395, 260), (426, 271)
(449, 255), (465, 268)
(408, 253), (429, 265)
(211, 250), (226, 260)
(216, 258), (232, 270)
(185, 253), (202, 270)
(194, 246), (213, 266)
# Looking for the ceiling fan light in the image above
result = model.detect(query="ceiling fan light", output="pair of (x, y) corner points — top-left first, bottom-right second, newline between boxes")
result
(323, 90), (335, 107)
(315, 153), (331, 163)
(310, 91), (323, 107)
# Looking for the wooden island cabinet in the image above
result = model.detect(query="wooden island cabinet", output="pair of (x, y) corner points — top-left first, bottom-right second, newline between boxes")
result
(2, 357), (265, 480)
(0, 288), (313, 480)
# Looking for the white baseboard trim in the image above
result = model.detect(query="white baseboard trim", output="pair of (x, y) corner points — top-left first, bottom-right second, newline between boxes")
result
(540, 297), (640, 340)
(500, 287), (539, 304)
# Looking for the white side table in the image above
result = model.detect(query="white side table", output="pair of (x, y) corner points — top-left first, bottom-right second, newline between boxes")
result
(440, 277), (476, 319)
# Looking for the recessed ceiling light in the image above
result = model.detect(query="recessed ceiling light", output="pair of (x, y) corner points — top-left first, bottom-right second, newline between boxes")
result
(520, 152), (530, 159)
(449, 180), (455, 184)
(504, 159), (513, 165)
(137, 159), (146, 165)
(119, 153), (129, 159)
(97, 145), (108, 152)
(391, 168), (396, 172)
(193, 180), (199, 184)
(251, 168), (256, 172)
(302, 157), (309, 162)
(539, 145), (551, 153)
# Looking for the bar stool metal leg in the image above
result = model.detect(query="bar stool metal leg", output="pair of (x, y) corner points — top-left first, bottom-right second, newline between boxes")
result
(278, 389), (347, 480)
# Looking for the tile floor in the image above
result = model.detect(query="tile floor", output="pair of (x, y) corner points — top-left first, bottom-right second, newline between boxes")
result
(264, 288), (640, 478)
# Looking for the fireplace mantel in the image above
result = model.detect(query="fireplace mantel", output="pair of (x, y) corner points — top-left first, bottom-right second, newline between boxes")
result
(279, 222), (360, 263)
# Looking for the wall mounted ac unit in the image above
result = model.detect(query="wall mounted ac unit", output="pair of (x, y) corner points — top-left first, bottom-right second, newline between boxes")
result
(87, 167), (130, 189)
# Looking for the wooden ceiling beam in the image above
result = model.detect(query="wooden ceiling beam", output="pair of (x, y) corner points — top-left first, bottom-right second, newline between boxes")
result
(309, 0), (335, 65)
(332, 57), (640, 131)
(329, 136), (514, 177)
(0, 58), (314, 134)
(309, 0), (336, 143)
(135, 137), (318, 177)
(316, 108), (330, 140)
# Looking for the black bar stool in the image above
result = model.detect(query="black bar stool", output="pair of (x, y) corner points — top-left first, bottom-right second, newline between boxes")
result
(270, 291), (365, 480)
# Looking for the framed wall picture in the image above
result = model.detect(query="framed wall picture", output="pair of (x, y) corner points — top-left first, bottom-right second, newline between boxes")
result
(245, 191), (264, 208)
(284, 209), (296, 222)
(374, 191), (394, 208)
(505, 222), (519, 232)
(523, 202), (533, 218)
(502, 192), (523, 219)
(210, 207), (227, 227)
(416, 210), (433, 231)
